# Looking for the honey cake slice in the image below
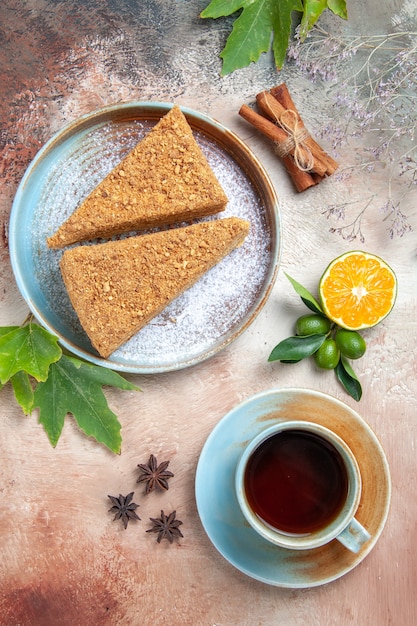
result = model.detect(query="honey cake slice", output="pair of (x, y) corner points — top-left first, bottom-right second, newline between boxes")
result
(60, 217), (250, 358)
(47, 106), (228, 249)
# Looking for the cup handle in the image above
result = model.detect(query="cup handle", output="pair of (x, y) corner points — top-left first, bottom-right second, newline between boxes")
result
(336, 517), (371, 553)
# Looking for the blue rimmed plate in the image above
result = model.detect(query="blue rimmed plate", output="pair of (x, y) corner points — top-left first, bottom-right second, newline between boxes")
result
(9, 102), (281, 374)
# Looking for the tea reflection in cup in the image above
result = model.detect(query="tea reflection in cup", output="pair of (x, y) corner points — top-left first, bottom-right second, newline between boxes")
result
(235, 421), (371, 552)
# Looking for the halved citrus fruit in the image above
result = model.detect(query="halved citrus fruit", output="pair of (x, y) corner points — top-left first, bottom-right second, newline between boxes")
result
(319, 251), (397, 330)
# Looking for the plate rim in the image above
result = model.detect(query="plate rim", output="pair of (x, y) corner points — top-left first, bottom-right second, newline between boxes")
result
(9, 101), (282, 374)
(195, 387), (391, 588)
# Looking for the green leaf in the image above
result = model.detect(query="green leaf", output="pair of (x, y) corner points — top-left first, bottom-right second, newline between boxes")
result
(299, 0), (327, 39)
(0, 323), (62, 384)
(327, 0), (348, 20)
(65, 355), (140, 392)
(219, 1), (273, 75)
(200, 0), (347, 73)
(200, 0), (244, 18)
(271, 0), (304, 69)
(299, 0), (348, 40)
(201, 0), (303, 74)
(33, 355), (140, 453)
(11, 371), (34, 415)
(268, 333), (326, 362)
(0, 326), (19, 337)
(285, 273), (324, 314)
(335, 357), (362, 401)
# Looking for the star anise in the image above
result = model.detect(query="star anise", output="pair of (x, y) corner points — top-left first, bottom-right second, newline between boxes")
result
(108, 492), (140, 529)
(146, 510), (184, 543)
(137, 454), (174, 494)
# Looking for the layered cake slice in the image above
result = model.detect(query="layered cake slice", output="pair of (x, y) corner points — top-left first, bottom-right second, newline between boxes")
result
(60, 217), (250, 358)
(47, 106), (228, 249)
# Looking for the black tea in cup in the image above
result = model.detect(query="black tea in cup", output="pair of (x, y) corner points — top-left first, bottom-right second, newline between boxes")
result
(243, 429), (349, 535)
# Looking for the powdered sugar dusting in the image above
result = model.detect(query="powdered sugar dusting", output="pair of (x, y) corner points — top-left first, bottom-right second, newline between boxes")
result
(11, 106), (280, 372)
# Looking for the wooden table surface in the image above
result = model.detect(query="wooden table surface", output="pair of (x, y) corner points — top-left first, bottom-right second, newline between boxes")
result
(1, 1), (416, 624)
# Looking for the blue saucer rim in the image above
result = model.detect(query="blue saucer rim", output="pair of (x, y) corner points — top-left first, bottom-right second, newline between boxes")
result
(195, 387), (391, 588)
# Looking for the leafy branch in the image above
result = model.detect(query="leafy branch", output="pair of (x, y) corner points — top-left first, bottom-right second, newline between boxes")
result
(268, 274), (363, 401)
(200, 0), (348, 75)
(0, 318), (140, 453)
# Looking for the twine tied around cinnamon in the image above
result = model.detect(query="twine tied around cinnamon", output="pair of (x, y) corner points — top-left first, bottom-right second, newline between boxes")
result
(271, 108), (314, 172)
(239, 84), (339, 191)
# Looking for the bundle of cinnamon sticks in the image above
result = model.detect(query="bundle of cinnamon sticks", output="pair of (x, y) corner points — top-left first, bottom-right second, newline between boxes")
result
(239, 83), (338, 192)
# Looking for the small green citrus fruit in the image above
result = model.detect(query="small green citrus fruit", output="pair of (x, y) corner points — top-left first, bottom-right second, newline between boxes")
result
(314, 338), (340, 369)
(335, 328), (366, 359)
(295, 314), (331, 336)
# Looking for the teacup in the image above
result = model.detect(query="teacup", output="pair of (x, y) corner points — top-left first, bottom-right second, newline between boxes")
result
(235, 420), (371, 553)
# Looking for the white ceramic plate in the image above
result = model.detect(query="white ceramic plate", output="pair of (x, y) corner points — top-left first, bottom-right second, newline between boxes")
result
(9, 102), (281, 373)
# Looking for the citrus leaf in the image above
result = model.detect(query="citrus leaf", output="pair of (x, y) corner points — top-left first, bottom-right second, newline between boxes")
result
(0, 323), (62, 384)
(268, 334), (326, 362)
(11, 371), (34, 415)
(285, 273), (324, 314)
(33, 355), (140, 453)
(335, 357), (362, 401)
(201, 0), (303, 75)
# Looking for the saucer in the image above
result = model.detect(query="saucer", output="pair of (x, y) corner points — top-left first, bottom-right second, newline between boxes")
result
(195, 388), (391, 588)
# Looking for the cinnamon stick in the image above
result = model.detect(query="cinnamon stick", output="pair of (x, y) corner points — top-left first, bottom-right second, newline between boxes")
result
(239, 104), (318, 192)
(270, 84), (338, 175)
(256, 91), (328, 177)
(239, 103), (290, 146)
(282, 154), (320, 192)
